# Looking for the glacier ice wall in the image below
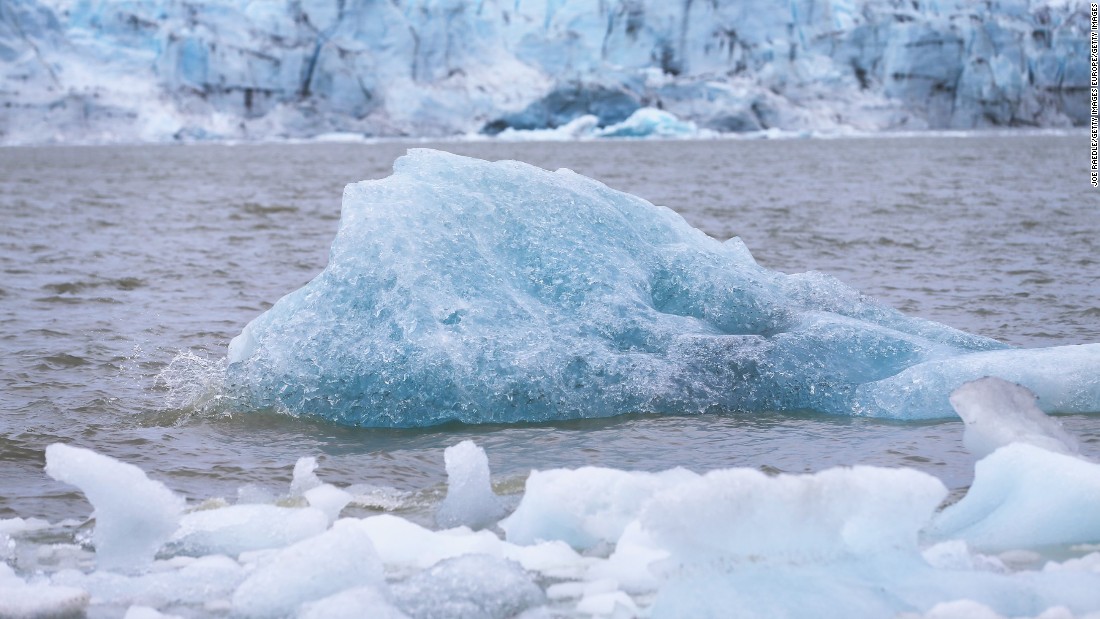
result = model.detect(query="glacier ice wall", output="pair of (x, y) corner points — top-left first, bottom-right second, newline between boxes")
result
(224, 149), (1099, 426)
(0, 0), (1090, 143)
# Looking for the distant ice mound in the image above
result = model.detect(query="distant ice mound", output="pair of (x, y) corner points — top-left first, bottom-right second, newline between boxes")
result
(225, 149), (1099, 426)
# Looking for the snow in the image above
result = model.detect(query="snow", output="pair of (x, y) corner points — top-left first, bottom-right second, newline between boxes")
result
(225, 149), (1098, 426)
(0, 0), (1089, 144)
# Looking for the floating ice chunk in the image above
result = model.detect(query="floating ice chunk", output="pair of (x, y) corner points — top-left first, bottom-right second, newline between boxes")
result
(390, 554), (545, 619)
(950, 377), (1079, 458)
(44, 444), (184, 571)
(50, 554), (245, 607)
(298, 586), (410, 619)
(855, 344), (1100, 420)
(229, 149), (1053, 427)
(1045, 552), (1100, 575)
(226, 150), (1100, 425)
(170, 504), (329, 556)
(495, 115), (600, 141)
(642, 465), (947, 565)
(595, 108), (699, 138)
(0, 562), (89, 619)
(124, 605), (183, 619)
(436, 441), (504, 530)
(231, 519), (384, 617)
(586, 521), (667, 593)
(290, 457), (322, 496)
(304, 484), (353, 524)
(501, 467), (697, 549)
(926, 443), (1100, 552)
(357, 514), (504, 571)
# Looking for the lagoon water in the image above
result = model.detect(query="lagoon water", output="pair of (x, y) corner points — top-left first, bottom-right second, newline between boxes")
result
(1, 134), (1098, 537)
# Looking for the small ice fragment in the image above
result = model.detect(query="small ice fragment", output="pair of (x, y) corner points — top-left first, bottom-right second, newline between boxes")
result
(436, 441), (505, 530)
(0, 562), (90, 619)
(950, 377), (1079, 458)
(290, 457), (322, 496)
(44, 443), (184, 571)
(390, 554), (544, 619)
(171, 504), (329, 556)
(124, 605), (183, 619)
(926, 443), (1100, 551)
(358, 514), (503, 570)
(304, 484), (353, 524)
(501, 467), (697, 549)
(231, 519), (384, 617)
(299, 586), (410, 619)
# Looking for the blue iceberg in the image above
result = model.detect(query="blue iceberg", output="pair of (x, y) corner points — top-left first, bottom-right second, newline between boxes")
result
(226, 149), (1098, 426)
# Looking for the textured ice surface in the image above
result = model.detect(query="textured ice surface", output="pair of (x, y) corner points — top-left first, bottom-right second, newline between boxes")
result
(389, 554), (545, 619)
(170, 504), (329, 556)
(502, 467), (698, 549)
(950, 377), (1079, 458)
(595, 108), (700, 138)
(436, 440), (506, 530)
(0, 0), (1089, 143)
(226, 149), (1098, 426)
(44, 443), (184, 571)
(231, 519), (384, 617)
(926, 443), (1100, 551)
(0, 562), (89, 619)
(8, 442), (1100, 617)
(855, 344), (1100, 420)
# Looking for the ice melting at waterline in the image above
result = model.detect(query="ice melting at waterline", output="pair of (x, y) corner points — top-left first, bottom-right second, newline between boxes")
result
(225, 149), (1100, 426)
(7, 382), (1100, 618)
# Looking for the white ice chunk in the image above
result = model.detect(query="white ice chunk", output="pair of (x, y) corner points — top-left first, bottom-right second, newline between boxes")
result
(0, 563), (89, 619)
(298, 586), (410, 619)
(927, 443), (1100, 551)
(304, 484), (353, 524)
(642, 465), (947, 565)
(124, 605), (183, 619)
(171, 504), (329, 556)
(44, 443), (184, 571)
(501, 467), (698, 549)
(586, 520), (668, 593)
(290, 457), (322, 496)
(358, 514), (504, 571)
(436, 441), (504, 530)
(389, 554), (544, 619)
(50, 554), (244, 607)
(231, 519), (385, 617)
(950, 377), (1079, 458)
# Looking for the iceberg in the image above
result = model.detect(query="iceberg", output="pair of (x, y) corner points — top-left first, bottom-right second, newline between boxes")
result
(225, 149), (1099, 426)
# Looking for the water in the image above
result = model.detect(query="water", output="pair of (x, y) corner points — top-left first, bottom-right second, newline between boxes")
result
(1, 135), (1098, 529)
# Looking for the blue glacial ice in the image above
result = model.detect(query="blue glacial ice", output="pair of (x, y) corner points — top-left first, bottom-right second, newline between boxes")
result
(225, 149), (1099, 426)
(0, 0), (1091, 143)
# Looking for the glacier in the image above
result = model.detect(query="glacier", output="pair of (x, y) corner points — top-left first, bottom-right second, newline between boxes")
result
(0, 0), (1090, 144)
(224, 148), (1100, 426)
